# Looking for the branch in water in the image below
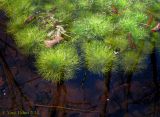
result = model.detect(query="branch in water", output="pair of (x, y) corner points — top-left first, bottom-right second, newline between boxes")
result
(35, 104), (99, 113)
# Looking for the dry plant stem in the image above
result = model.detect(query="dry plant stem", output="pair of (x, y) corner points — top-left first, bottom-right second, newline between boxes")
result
(111, 5), (118, 14)
(127, 33), (136, 49)
(146, 15), (153, 28)
(19, 76), (41, 86)
(66, 100), (91, 105)
(44, 35), (63, 48)
(24, 15), (36, 24)
(35, 104), (99, 113)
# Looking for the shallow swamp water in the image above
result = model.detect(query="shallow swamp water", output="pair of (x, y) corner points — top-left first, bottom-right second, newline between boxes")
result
(0, 11), (160, 117)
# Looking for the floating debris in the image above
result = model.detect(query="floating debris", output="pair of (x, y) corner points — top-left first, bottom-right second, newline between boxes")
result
(151, 23), (160, 32)
(2, 89), (6, 95)
(44, 25), (66, 48)
(0, 88), (7, 96)
(44, 35), (63, 48)
(106, 98), (110, 101)
(114, 48), (120, 55)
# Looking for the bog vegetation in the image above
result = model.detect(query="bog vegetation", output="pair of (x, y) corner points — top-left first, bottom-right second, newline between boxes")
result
(0, 0), (160, 82)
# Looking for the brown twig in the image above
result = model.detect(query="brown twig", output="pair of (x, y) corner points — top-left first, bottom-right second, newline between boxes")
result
(20, 76), (41, 86)
(35, 104), (100, 113)
(111, 5), (118, 14)
(146, 15), (153, 28)
(127, 33), (136, 49)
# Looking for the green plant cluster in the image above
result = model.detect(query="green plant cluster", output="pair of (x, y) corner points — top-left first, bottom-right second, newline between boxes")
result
(0, 0), (160, 81)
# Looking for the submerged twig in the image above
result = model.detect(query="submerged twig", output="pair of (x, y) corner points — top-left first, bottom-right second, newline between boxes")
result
(35, 104), (99, 113)
(20, 76), (41, 86)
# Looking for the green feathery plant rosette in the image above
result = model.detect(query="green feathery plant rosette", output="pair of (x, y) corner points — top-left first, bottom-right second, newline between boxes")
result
(36, 44), (79, 81)
(0, 0), (160, 81)
(15, 26), (47, 54)
(83, 41), (116, 74)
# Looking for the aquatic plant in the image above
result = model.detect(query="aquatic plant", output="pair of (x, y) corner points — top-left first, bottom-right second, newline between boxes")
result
(0, 0), (160, 82)
(36, 44), (79, 81)
(83, 41), (116, 74)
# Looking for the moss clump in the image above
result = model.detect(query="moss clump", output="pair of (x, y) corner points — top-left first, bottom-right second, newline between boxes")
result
(105, 37), (128, 52)
(122, 51), (145, 73)
(1, 0), (160, 82)
(83, 41), (116, 74)
(71, 15), (113, 41)
(36, 44), (79, 81)
(15, 26), (47, 54)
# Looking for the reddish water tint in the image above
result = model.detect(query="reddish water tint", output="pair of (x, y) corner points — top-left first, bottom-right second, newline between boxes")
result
(0, 11), (160, 117)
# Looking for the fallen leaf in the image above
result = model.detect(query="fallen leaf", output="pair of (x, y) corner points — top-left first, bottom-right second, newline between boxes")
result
(44, 35), (63, 48)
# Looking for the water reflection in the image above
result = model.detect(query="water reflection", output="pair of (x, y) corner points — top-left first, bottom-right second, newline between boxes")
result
(0, 11), (160, 117)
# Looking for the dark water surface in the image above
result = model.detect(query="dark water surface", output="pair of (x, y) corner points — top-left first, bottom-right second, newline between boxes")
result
(0, 11), (160, 117)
